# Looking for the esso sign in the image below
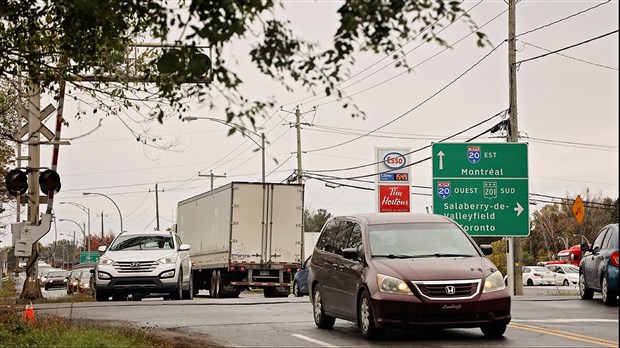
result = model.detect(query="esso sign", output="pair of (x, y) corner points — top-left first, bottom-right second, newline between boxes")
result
(383, 152), (406, 169)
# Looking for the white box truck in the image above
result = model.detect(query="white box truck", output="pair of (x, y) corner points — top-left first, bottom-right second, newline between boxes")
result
(176, 182), (304, 298)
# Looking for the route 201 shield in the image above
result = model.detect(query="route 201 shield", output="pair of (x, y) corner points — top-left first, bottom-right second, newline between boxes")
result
(437, 181), (451, 199)
(467, 146), (481, 164)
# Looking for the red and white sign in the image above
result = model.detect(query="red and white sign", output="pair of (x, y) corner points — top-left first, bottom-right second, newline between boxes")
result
(379, 185), (410, 212)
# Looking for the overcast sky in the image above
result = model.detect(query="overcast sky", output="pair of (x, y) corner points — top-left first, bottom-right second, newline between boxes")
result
(2, 1), (618, 248)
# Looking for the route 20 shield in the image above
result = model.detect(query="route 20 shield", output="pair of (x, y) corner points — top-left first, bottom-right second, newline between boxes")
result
(467, 146), (481, 164)
(437, 181), (451, 199)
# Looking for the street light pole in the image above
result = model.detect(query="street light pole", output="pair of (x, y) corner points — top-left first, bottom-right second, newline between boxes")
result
(184, 116), (266, 183)
(60, 201), (91, 254)
(82, 192), (123, 233)
(59, 218), (86, 261)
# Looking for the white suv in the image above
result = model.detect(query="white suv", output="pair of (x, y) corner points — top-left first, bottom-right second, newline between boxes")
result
(92, 231), (193, 301)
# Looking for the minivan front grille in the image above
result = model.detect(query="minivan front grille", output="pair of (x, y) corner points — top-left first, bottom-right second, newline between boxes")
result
(412, 279), (481, 300)
(114, 260), (158, 273)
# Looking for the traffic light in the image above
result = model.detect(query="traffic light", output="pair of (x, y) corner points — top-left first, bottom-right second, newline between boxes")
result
(5, 169), (28, 196)
(39, 169), (61, 195)
(4, 168), (62, 196)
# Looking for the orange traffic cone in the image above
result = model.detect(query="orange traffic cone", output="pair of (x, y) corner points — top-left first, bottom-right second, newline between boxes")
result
(22, 301), (36, 323)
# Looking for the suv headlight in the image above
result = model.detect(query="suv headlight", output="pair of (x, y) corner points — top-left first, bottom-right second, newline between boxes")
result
(158, 256), (176, 264)
(377, 274), (413, 295)
(483, 270), (506, 293)
(99, 257), (114, 265)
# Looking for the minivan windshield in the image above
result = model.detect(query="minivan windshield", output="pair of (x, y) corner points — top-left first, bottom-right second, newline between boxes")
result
(369, 222), (479, 258)
(109, 235), (174, 251)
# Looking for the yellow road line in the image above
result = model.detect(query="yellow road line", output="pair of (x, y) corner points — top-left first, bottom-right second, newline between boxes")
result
(509, 322), (618, 348)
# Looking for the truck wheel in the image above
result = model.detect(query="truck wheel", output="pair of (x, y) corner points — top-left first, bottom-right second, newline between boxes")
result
(171, 269), (183, 300)
(579, 272), (594, 300)
(183, 273), (194, 300)
(210, 271), (219, 298)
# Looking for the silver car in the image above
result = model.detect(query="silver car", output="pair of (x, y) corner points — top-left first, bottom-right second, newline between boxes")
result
(92, 231), (192, 301)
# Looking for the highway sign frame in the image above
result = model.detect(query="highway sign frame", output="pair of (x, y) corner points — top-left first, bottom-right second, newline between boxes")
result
(432, 142), (529, 237)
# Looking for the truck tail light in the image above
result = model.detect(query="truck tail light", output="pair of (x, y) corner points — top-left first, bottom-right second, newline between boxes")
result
(611, 251), (619, 267)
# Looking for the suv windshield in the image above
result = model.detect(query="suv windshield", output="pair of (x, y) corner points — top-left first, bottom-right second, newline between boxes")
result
(109, 235), (175, 251)
(369, 222), (479, 258)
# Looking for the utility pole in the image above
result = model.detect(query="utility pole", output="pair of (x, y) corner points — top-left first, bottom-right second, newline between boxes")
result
(149, 183), (164, 231)
(97, 211), (108, 244)
(508, 0), (524, 296)
(295, 107), (303, 184)
(198, 171), (226, 190)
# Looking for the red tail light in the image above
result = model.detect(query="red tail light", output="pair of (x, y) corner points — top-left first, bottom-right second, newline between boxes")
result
(286, 267), (292, 273)
(229, 266), (236, 271)
(240, 266), (246, 272)
(611, 251), (619, 267)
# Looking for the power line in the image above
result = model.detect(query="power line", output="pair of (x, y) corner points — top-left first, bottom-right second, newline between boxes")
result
(519, 41), (618, 71)
(516, 30), (619, 65)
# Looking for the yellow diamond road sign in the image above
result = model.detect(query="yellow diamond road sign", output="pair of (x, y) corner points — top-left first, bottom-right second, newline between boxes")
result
(572, 195), (584, 224)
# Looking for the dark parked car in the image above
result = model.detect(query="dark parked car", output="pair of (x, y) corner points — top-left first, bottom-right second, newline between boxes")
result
(308, 213), (510, 339)
(293, 257), (310, 297)
(44, 270), (68, 290)
(579, 223), (619, 306)
(68, 267), (95, 294)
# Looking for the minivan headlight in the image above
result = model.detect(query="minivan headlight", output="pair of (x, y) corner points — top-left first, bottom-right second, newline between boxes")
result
(483, 270), (506, 293)
(99, 257), (114, 265)
(377, 274), (413, 295)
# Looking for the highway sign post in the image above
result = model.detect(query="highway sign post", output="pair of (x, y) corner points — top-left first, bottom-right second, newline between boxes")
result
(432, 143), (529, 236)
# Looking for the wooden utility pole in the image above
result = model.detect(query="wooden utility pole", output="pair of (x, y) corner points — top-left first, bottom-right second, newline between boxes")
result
(149, 183), (165, 230)
(97, 211), (107, 243)
(198, 171), (226, 190)
(508, 0), (524, 296)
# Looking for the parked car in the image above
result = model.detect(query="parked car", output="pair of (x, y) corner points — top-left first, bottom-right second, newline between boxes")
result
(522, 266), (555, 286)
(308, 213), (510, 339)
(92, 231), (192, 301)
(579, 223), (619, 306)
(545, 264), (579, 286)
(44, 270), (68, 290)
(293, 256), (311, 297)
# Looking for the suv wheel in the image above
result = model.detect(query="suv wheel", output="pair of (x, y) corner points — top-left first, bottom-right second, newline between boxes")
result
(602, 276), (618, 306)
(312, 285), (335, 329)
(95, 291), (109, 301)
(579, 272), (594, 300)
(171, 269), (183, 300)
(182, 273), (194, 300)
(358, 291), (384, 339)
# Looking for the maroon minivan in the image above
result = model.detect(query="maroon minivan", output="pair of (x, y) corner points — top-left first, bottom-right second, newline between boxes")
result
(308, 213), (511, 339)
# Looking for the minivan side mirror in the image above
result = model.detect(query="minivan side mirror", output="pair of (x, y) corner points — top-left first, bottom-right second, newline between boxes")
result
(342, 247), (359, 261)
(480, 244), (493, 256)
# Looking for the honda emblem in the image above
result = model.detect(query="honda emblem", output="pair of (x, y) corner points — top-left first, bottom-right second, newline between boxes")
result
(445, 285), (456, 295)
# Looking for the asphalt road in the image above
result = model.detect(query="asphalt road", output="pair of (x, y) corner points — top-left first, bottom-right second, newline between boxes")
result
(32, 288), (618, 348)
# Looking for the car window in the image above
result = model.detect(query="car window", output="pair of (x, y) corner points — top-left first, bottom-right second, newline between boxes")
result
(368, 222), (478, 257)
(332, 221), (354, 255)
(592, 228), (609, 250)
(565, 266), (579, 273)
(531, 266), (553, 273)
(48, 271), (66, 278)
(602, 229), (614, 249)
(348, 223), (362, 249)
(316, 221), (340, 253)
(109, 235), (174, 251)
(523, 267), (530, 273)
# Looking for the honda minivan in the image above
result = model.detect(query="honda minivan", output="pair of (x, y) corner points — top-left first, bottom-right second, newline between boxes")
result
(307, 213), (511, 339)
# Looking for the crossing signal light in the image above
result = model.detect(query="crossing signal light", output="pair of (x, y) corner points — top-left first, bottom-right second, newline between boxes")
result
(39, 169), (61, 195)
(5, 169), (28, 196)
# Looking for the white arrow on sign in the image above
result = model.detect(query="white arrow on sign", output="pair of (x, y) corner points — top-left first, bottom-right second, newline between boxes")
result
(437, 150), (445, 170)
(514, 202), (524, 216)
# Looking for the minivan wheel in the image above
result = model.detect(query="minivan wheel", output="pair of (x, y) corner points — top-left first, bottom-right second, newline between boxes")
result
(358, 291), (384, 340)
(579, 273), (594, 300)
(480, 323), (507, 338)
(312, 286), (335, 329)
(602, 277), (618, 306)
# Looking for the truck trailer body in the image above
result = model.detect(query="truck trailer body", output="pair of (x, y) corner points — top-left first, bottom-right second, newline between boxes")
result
(176, 182), (304, 298)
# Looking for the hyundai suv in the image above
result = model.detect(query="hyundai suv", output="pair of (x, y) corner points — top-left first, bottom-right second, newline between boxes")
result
(92, 231), (193, 301)
(579, 223), (619, 306)
(308, 213), (510, 339)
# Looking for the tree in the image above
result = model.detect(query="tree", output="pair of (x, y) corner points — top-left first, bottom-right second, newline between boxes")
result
(0, 79), (20, 238)
(304, 208), (332, 233)
(0, 1), (489, 141)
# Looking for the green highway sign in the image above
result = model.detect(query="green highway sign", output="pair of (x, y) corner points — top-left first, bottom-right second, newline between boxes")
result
(432, 143), (529, 237)
(80, 251), (99, 263)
